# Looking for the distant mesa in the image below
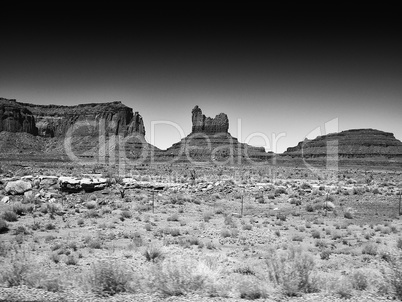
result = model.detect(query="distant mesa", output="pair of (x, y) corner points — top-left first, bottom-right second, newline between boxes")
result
(0, 97), (145, 138)
(0, 97), (153, 160)
(283, 128), (402, 166)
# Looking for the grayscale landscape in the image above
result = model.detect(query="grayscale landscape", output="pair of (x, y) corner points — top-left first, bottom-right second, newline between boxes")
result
(1, 8), (401, 302)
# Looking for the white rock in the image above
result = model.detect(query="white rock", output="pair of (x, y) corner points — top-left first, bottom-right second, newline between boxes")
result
(5, 180), (32, 195)
(1, 196), (10, 203)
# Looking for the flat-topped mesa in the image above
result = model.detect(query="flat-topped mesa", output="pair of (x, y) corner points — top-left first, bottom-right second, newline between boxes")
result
(0, 97), (145, 138)
(191, 105), (229, 134)
(284, 129), (402, 159)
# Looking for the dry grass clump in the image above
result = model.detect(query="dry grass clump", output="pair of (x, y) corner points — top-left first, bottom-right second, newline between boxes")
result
(86, 260), (135, 296)
(265, 245), (318, 296)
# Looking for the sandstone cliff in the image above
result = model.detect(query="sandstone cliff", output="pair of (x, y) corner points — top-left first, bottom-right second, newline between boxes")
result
(0, 97), (153, 161)
(0, 98), (145, 138)
(0, 98), (38, 135)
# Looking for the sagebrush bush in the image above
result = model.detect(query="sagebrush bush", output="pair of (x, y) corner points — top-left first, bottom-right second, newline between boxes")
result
(12, 202), (27, 216)
(2, 211), (18, 222)
(1, 252), (35, 287)
(350, 270), (368, 290)
(0, 218), (9, 233)
(362, 242), (378, 256)
(305, 204), (314, 212)
(143, 245), (164, 262)
(265, 245), (318, 296)
(147, 257), (209, 296)
(86, 260), (134, 296)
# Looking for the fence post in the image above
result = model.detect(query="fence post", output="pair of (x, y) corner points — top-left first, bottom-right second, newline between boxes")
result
(152, 190), (155, 214)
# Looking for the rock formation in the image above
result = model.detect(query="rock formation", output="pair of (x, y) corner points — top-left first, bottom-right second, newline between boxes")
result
(162, 105), (270, 163)
(282, 129), (402, 167)
(284, 129), (402, 158)
(0, 98), (146, 138)
(0, 98), (38, 135)
(0, 97), (154, 161)
(191, 105), (229, 134)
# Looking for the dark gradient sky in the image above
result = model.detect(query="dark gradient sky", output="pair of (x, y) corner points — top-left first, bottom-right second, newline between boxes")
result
(1, 10), (401, 153)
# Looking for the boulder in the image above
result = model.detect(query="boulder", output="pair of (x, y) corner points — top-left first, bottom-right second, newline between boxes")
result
(59, 177), (81, 193)
(5, 180), (32, 195)
(1, 196), (10, 203)
(80, 178), (108, 192)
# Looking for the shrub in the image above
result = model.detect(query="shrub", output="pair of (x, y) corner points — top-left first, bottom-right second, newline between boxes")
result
(238, 277), (269, 300)
(12, 202), (27, 216)
(65, 254), (78, 266)
(86, 260), (134, 296)
(2, 211), (18, 222)
(203, 211), (213, 222)
(311, 230), (321, 239)
(45, 223), (56, 230)
(85, 209), (100, 218)
(292, 234), (304, 242)
(85, 200), (97, 209)
(167, 213), (179, 222)
(397, 237), (402, 250)
(350, 270), (368, 290)
(265, 246), (317, 296)
(0, 218), (9, 233)
(320, 249), (331, 260)
(242, 224), (252, 231)
(362, 242), (378, 256)
(305, 204), (314, 212)
(143, 245), (164, 262)
(87, 238), (103, 249)
(120, 210), (132, 219)
(148, 256), (209, 296)
(14, 226), (29, 235)
(277, 213), (287, 221)
(1, 252), (35, 287)
(315, 239), (328, 249)
(332, 231), (342, 240)
(344, 211), (353, 219)
(221, 229), (231, 238)
(274, 187), (287, 195)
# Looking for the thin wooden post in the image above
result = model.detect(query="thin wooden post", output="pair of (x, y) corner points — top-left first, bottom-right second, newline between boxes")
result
(152, 190), (155, 214)
(399, 190), (401, 216)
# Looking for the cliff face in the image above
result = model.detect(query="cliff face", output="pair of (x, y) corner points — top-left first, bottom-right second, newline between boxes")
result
(191, 105), (229, 134)
(0, 98), (145, 138)
(0, 98), (38, 135)
(284, 129), (402, 159)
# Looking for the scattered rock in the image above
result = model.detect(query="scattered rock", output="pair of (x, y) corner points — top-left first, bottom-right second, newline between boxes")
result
(5, 180), (32, 195)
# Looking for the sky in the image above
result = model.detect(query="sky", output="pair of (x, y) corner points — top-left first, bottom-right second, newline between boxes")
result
(1, 9), (401, 153)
